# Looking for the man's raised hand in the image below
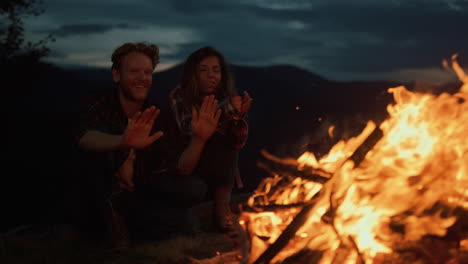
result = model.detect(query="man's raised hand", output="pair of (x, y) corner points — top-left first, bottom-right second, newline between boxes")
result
(121, 106), (164, 149)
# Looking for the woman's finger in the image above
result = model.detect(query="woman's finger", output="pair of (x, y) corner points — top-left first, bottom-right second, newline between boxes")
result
(214, 109), (221, 124)
(200, 96), (209, 113)
(206, 95), (216, 114)
(192, 107), (199, 122)
(242, 98), (252, 113)
(211, 99), (219, 116)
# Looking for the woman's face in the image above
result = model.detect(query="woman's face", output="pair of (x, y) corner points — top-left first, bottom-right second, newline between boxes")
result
(196, 55), (221, 95)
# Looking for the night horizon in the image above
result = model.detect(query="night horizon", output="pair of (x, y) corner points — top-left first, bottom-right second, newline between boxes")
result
(22, 0), (468, 84)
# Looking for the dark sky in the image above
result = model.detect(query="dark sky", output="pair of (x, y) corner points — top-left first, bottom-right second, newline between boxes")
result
(25, 0), (468, 83)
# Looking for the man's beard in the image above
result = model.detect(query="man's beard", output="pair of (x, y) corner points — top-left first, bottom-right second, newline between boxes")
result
(120, 83), (147, 103)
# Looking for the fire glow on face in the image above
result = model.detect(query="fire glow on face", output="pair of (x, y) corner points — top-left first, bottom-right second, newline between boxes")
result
(240, 57), (468, 264)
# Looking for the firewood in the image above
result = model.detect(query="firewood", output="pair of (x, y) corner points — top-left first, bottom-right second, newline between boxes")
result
(252, 202), (316, 264)
(252, 127), (384, 264)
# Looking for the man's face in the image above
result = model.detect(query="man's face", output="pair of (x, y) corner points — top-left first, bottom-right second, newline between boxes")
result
(197, 55), (221, 95)
(112, 52), (153, 102)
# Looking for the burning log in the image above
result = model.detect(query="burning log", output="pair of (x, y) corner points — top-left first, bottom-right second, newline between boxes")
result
(255, 124), (383, 186)
(251, 202), (317, 264)
(256, 150), (331, 185)
(250, 126), (384, 263)
(249, 124), (382, 213)
(346, 127), (383, 168)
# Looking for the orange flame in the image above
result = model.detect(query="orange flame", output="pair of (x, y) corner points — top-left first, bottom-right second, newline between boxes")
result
(242, 58), (468, 263)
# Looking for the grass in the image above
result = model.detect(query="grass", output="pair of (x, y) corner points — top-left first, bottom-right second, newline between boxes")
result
(2, 194), (252, 264)
(1, 227), (235, 264)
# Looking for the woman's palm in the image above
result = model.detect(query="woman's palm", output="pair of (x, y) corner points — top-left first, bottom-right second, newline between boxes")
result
(191, 95), (221, 141)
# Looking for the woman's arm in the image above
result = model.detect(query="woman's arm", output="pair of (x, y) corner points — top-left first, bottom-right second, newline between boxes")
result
(176, 136), (206, 175)
(176, 95), (221, 175)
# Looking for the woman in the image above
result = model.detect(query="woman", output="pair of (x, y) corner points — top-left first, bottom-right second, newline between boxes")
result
(166, 46), (252, 230)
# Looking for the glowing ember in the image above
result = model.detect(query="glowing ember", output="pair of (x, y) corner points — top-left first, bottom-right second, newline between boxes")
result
(240, 57), (468, 263)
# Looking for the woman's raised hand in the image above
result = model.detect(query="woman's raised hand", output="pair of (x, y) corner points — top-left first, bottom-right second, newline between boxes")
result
(230, 91), (252, 115)
(191, 95), (222, 142)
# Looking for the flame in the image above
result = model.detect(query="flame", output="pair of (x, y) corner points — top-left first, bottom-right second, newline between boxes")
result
(328, 125), (335, 138)
(297, 121), (376, 173)
(242, 58), (468, 263)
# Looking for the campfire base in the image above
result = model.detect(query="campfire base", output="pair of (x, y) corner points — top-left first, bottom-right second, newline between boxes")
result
(244, 236), (468, 264)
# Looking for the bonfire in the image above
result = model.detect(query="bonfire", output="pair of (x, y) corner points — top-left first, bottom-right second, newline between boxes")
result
(193, 56), (468, 264)
(241, 56), (468, 264)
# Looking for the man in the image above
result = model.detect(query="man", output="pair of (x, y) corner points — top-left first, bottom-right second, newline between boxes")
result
(69, 42), (212, 249)
(69, 42), (165, 249)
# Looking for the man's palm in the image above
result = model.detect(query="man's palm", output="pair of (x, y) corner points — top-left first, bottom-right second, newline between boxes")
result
(122, 106), (163, 149)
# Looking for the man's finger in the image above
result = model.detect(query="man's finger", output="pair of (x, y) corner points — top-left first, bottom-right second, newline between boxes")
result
(132, 111), (142, 125)
(146, 108), (160, 127)
(149, 131), (164, 143)
(144, 106), (157, 124)
(139, 106), (155, 124)
(139, 109), (151, 124)
(151, 108), (160, 122)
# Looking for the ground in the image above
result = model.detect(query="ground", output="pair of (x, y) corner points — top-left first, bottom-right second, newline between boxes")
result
(1, 226), (237, 264)
(1, 194), (252, 264)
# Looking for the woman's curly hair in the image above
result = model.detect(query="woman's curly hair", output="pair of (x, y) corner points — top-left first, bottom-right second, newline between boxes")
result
(175, 46), (235, 108)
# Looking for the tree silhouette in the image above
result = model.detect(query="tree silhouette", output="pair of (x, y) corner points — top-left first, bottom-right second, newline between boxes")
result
(0, 0), (54, 63)
(1, 0), (55, 98)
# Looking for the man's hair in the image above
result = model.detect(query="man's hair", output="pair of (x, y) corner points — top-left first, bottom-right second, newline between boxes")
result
(111, 42), (160, 70)
(176, 46), (235, 108)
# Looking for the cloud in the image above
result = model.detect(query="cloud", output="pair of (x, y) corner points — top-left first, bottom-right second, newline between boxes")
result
(286, 20), (307, 30)
(420, 0), (468, 11)
(42, 23), (136, 37)
(241, 0), (316, 10)
(43, 25), (201, 68)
